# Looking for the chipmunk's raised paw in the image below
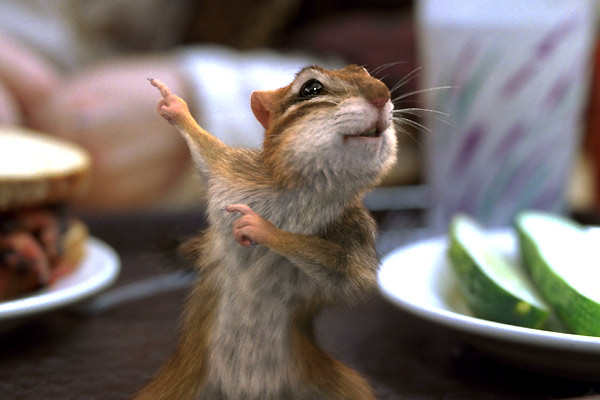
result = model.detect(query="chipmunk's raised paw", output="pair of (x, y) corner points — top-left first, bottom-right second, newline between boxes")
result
(149, 78), (190, 125)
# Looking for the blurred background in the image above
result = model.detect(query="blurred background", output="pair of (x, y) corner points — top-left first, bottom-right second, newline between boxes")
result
(5, 3), (600, 398)
(0, 0), (599, 228)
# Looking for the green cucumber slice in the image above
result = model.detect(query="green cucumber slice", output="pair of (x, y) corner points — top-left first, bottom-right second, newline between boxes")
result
(448, 214), (549, 329)
(516, 211), (600, 336)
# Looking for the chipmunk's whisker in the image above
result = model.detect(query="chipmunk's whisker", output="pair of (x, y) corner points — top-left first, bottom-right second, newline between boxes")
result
(392, 118), (423, 147)
(369, 61), (408, 77)
(393, 107), (450, 117)
(392, 86), (453, 103)
(393, 116), (432, 134)
(389, 66), (423, 94)
(393, 107), (455, 127)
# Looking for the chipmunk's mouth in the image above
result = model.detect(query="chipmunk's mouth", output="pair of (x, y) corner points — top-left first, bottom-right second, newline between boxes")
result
(359, 126), (381, 138)
(343, 126), (382, 141)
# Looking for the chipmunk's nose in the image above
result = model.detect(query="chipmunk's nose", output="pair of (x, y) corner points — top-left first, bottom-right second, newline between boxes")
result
(369, 97), (389, 109)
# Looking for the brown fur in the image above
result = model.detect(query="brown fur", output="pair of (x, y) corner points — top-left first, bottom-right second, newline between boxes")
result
(135, 271), (218, 399)
(290, 303), (375, 400)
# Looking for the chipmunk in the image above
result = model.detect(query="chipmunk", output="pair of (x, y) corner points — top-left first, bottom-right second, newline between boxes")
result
(136, 64), (397, 400)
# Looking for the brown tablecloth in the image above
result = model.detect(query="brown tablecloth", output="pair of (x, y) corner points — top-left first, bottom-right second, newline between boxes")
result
(0, 211), (598, 400)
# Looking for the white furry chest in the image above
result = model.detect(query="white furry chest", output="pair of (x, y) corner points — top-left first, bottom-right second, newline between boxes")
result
(207, 249), (302, 396)
(201, 177), (343, 396)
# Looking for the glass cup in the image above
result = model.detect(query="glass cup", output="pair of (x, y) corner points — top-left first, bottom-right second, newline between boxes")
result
(417, 0), (596, 233)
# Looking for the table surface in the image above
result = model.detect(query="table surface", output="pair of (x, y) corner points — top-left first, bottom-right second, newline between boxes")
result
(1, 210), (599, 400)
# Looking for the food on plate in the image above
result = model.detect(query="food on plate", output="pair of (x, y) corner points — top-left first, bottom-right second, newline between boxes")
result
(448, 214), (550, 329)
(516, 211), (600, 336)
(0, 128), (91, 300)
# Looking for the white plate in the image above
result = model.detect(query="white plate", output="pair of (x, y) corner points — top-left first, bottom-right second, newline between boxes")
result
(378, 228), (600, 380)
(0, 237), (120, 324)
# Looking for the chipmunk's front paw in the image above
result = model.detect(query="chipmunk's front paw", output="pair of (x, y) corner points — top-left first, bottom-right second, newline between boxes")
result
(225, 204), (278, 248)
(149, 78), (190, 126)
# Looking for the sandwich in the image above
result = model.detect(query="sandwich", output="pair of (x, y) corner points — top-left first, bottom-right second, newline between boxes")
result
(0, 128), (91, 300)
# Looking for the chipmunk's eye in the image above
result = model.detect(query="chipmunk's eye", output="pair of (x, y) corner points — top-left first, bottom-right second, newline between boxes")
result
(300, 79), (323, 98)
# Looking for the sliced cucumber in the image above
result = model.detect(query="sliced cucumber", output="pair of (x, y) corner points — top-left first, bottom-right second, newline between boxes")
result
(516, 211), (600, 336)
(448, 214), (549, 329)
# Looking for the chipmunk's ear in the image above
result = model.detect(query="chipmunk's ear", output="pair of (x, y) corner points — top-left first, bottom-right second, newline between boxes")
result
(250, 90), (273, 130)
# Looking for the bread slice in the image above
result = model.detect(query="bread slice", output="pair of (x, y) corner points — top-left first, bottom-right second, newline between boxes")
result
(0, 128), (91, 211)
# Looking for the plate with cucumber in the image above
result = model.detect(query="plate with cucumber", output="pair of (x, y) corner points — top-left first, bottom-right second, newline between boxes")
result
(378, 211), (600, 380)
